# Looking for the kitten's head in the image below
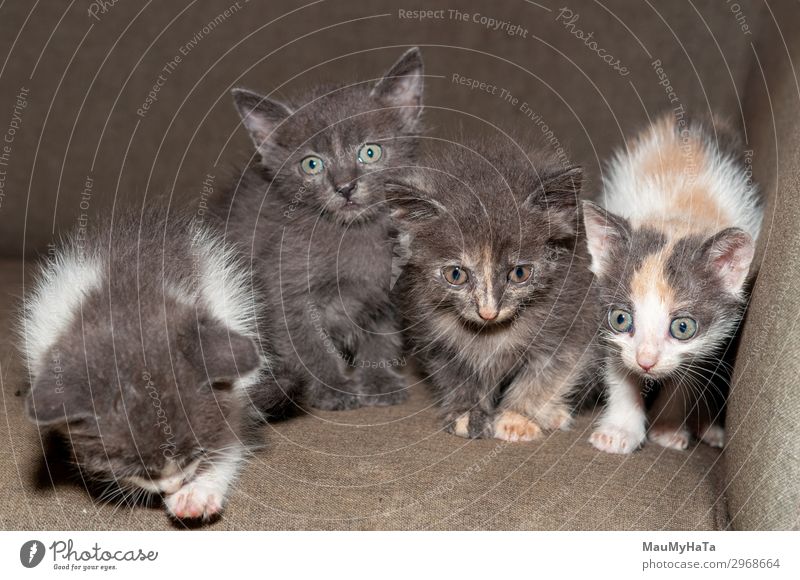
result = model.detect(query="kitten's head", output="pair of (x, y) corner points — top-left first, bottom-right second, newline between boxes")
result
(582, 201), (754, 378)
(232, 48), (424, 225)
(24, 298), (260, 499)
(388, 141), (582, 329)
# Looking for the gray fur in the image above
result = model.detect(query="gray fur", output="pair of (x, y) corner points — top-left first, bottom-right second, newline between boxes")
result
(213, 48), (425, 410)
(21, 206), (269, 513)
(388, 139), (601, 437)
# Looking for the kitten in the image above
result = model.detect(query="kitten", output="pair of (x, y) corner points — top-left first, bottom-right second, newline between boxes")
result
(213, 48), (424, 410)
(387, 139), (600, 441)
(20, 206), (269, 521)
(582, 114), (762, 454)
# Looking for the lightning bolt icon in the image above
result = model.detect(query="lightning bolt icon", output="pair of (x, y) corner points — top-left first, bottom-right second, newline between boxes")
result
(29, 543), (38, 564)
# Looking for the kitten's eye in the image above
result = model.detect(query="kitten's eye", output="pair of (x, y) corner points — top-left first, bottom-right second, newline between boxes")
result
(441, 266), (469, 286)
(670, 317), (697, 340)
(357, 143), (382, 164)
(608, 308), (633, 333)
(508, 265), (532, 284)
(300, 155), (324, 175)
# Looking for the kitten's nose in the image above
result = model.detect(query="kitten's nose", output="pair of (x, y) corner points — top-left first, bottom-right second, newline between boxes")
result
(478, 306), (499, 321)
(636, 351), (659, 372)
(336, 181), (357, 200)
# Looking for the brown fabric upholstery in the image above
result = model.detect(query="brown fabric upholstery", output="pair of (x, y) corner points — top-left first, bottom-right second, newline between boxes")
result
(725, 0), (800, 531)
(0, 0), (795, 530)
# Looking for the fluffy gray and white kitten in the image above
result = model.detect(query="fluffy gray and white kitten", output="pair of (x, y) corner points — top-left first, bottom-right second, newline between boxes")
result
(583, 115), (762, 454)
(387, 139), (600, 440)
(213, 48), (424, 410)
(20, 206), (271, 521)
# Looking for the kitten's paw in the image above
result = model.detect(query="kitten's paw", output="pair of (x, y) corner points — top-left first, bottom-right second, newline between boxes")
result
(590, 425), (644, 454)
(165, 482), (224, 521)
(493, 411), (542, 442)
(648, 426), (691, 451)
(699, 424), (725, 448)
(536, 405), (574, 431)
(308, 390), (364, 411)
(448, 413), (470, 439)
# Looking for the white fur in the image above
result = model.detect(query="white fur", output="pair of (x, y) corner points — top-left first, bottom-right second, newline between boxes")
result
(602, 122), (762, 240)
(589, 360), (647, 454)
(20, 242), (103, 379)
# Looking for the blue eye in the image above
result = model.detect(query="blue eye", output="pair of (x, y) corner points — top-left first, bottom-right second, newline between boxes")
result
(442, 266), (469, 286)
(670, 317), (697, 340)
(300, 155), (324, 175)
(608, 308), (633, 333)
(508, 265), (532, 283)
(357, 143), (383, 164)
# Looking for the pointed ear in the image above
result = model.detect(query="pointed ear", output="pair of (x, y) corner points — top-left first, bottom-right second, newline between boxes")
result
(231, 88), (293, 156)
(524, 166), (583, 239)
(370, 47), (424, 129)
(385, 179), (444, 226)
(581, 201), (630, 275)
(180, 317), (261, 390)
(25, 370), (95, 427)
(700, 227), (754, 294)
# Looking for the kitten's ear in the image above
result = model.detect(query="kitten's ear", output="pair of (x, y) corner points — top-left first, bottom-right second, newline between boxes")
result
(25, 367), (94, 427)
(524, 166), (583, 239)
(700, 227), (755, 294)
(180, 316), (261, 390)
(371, 47), (424, 129)
(385, 179), (444, 225)
(232, 88), (293, 155)
(581, 201), (630, 275)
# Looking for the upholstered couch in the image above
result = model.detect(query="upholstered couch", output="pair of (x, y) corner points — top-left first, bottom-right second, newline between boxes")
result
(0, 0), (797, 530)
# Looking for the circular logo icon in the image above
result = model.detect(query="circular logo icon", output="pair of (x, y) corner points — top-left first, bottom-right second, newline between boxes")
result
(20, 540), (46, 568)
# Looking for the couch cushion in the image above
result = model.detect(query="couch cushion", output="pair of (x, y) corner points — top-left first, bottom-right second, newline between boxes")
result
(0, 259), (726, 530)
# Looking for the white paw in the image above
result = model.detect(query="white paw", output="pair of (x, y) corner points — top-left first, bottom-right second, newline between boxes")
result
(648, 427), (691, 451)
(699, 424), (725, 448)
(452, 414), (470, 438)
(494, 411), (542, 442)
(164, 481), (225, 521)
(590, 425), (645, 454)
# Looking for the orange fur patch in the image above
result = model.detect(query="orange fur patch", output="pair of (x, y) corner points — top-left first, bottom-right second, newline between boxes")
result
(493, 411), (542, 442)
(629, 250), (675, 307)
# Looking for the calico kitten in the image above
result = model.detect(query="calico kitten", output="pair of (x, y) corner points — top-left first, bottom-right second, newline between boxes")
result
(21, 206), (269, 521)
(583, 114), (762, 454)
(387, 139), (600, 440)
(214, 48), (424, 410)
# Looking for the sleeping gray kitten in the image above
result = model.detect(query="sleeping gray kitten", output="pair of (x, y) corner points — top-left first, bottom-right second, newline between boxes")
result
(213, 48), (424, 410)
(387, 139), (601, 440)
(20, 206), (269, 521)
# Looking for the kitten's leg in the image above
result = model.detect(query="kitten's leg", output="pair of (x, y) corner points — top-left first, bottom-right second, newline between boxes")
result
(494, 360), (581, 442)
(590, 362), (647, 454)
(426, 352), (498, 439)
(349, 313), (409, 407)
(164, 444), (244, 521)
(648, 379), (691, 451)
(687, 373), (726, 449)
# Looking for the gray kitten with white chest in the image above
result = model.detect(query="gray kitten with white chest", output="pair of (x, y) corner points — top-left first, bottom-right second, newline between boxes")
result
(388, 139), (602, 440)
(214, 48), (424, 410)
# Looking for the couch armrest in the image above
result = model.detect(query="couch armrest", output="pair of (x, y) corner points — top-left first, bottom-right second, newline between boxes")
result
(726, 2), (800, 530)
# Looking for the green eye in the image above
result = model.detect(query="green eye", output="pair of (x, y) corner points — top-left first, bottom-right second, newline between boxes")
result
(670, 317), (697, 340)
(609, 308), (633, 333)
(357, 143), (382, 164)
(442, 266), (469, 286)
(300, 155), (324, 175)
(508, 265), (532, 284)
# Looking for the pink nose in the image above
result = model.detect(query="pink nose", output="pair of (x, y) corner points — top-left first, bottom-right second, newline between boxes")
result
(478, 307), (498, 321)
(636, 354), (658, 373)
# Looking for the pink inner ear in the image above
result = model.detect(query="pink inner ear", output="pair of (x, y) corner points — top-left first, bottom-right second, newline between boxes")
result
(711, 233), (754, 293)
